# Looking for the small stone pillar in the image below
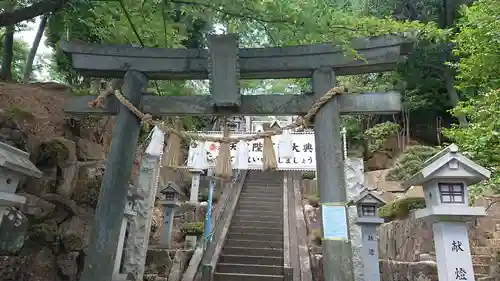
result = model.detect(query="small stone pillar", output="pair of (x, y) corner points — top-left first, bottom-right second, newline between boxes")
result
(0, 142), (42, 225)
(402, 144), (491, 281)
(349, 188), (387, 281)
(157, 181), (185, 248)
(122, 154), (161, 280)
(189, 169), (203, 203)
(113, 187), (137, 280)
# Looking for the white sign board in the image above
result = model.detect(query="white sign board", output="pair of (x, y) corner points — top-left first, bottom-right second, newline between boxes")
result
(186, 131), (316, 171)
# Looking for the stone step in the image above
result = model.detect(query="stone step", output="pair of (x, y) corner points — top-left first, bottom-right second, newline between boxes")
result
(225, 239), (284, 249)
(214, 272), (284, 281)
(238, 200), (283, 206)
(243, 185), (282, 189)
(238, 196), (283, 203)
(235, 209), (283, 217)
(217, 263), (284, 276)
(227, 232), (283, 242)
(232, 214), (283, 223)
(239, 195), (283, 202)
(241, 190), (283, 196)
(223, 246), (283, 257)
(237, 203), (283, 212)
(219, 254), (284, 266)
(231, 220), (283, 228)
(229, 225), (283, 235)
(230, 226), (283, 235)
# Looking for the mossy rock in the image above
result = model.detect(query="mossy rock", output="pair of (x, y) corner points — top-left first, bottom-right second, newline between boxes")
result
(386, 146), (440, 181)
(38, 139), (70, 167)
(378, 197), (426, 221)
(29, 219), (59, 244)
(181, 222), (204, 236)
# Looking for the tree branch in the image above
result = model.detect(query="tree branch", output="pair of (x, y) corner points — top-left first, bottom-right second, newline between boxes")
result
(0, 0), (70, 28)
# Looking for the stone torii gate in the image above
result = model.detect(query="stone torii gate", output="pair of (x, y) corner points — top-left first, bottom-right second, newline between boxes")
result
(61, 34), (410, 281)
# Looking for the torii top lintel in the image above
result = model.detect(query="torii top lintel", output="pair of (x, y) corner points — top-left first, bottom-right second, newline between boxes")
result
(59, 33), (411, 81)
(60, 33), (410, 110)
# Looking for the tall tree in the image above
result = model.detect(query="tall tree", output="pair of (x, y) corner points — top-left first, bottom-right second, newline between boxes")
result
(0, 0), (16, 81)
(22, 13), (48, 83)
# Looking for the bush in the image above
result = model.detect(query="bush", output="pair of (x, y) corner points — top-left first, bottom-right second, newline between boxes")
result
(307, 194), (320, 208)
(311, 228), (322, 246)
(386, 145), (440, 181)
(181, 222), (204, 236)
(198, 193), (219, 204)
(302, 171), (316, 180)
(378, 197), (426, 221)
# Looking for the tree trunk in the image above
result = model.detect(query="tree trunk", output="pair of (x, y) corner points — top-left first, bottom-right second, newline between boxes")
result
(0, 0), (15, 81)
(444, 69), (468, 127)
(0, 26), (14, 81)
(22, 14), (49, 83)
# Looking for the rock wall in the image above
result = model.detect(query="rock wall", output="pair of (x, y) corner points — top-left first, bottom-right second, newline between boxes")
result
(378, 196), (500, 280)
(0, 83), (172, 281)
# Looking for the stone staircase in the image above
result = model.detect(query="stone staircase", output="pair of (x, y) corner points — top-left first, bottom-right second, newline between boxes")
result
(213, 170), (285, 281)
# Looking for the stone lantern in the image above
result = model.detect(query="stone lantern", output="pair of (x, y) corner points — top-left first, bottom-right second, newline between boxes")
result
(0, 141), (43, 225)
(157, 181), (185, 248)
(402, 144), (490, 281)
(349, 188), (386, 281)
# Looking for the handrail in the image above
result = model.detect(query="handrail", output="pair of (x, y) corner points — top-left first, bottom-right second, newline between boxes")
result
(181, 169), (246, 281)
(202, 170), (246, 278)
(283, 172), (293, 280)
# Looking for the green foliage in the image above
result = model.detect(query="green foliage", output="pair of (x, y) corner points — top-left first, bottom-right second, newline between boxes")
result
(444, 0), (500, 196)
(181, 221), (204, 236)
(444, 89), (500, 194)
(452, 0), (500, 94)
(365, 121), (400, 153)
(37, 138), (70, 167)
(311, 228), (322, 246)
(301, 171), (316, 180)
(198, 192), (219, 204)
(386, 145), (440, 181)
(378, 197), (426, 221)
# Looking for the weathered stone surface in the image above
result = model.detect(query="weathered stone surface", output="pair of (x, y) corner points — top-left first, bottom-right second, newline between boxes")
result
(377, 214), (435, 261)
(0, 255), (21, 281)
(167, 250), (193, 281)
(58, 216), (91, 251)
(379, 259), (438, 281)
(23, 166), (58, 195)
(18, 193), (56, 220)
(345, 157), (365, 281)
(144, 248), (174, 276)
(76, 137), (105, 160)
(18, 247), (59, 281)
(56, 251), (80, 279)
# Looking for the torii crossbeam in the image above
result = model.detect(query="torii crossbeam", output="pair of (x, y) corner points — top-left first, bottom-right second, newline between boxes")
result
(60, 34), (411, 281)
